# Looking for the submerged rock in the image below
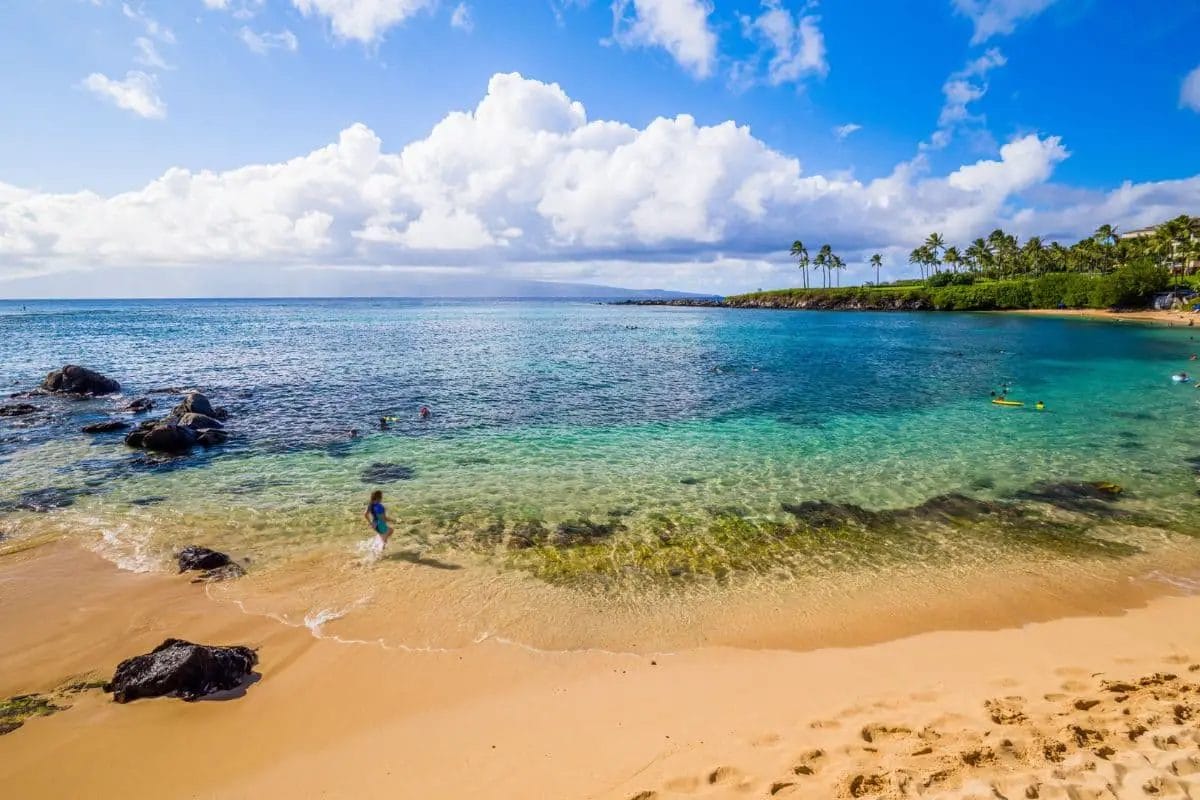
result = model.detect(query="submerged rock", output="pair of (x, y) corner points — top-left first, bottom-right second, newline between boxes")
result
(1016, 481), (1124, 513)
(0, 403), (37, 417)
(554, 518), (621, 545)
(125, 397), (154, 414)
(0, 487), (88, 513)
(40, 365), (120, 396)
(81, 420), (129, 434)
(361, 463), (415, 483)
(781, 500), (880, 529)
(104, 639), (258, 703)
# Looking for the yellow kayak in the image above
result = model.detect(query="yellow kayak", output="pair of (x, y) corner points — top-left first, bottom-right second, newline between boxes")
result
(992, 398), (1024, 407)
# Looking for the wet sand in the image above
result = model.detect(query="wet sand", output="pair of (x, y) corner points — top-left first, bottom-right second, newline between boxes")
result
(3, 540), (1200, 798)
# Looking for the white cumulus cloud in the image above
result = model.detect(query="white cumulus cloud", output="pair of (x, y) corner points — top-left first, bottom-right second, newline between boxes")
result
(6, 72), (1200, 293)
(291, 0), (435, 43)
(1182, 65), (1200, 112)
(239, 27), (300, 53)
(929, 47), (1006, 149)
(952, 0), (1057, 43)
(81, 71), (166, 119)
(611, 0), (718, 79)
(737, 1), (827, 87)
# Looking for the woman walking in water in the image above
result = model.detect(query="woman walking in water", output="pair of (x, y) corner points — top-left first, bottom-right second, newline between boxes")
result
(364, 489), (391, 554)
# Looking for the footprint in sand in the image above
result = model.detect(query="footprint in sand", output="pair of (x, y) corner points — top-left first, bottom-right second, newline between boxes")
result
(769, 781), (798, 796)
(860, 723), (912, 744)
(792, 749), (825, 776)
(627, 792), (658, 800)
(985, 697), (1029, 725)
(847, 772), (889, 798)
(707, 766), (745, 786)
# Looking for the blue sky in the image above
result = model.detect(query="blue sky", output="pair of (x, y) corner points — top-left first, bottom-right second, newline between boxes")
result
(1, 0), (1198, 296)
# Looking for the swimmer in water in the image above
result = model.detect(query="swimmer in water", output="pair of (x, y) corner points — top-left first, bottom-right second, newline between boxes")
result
(419, 405), (431, 419)
(379, 416), (390, 430)
(1035, 401), (1045, 411)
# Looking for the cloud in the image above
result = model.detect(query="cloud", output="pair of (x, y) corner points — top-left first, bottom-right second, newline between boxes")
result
(134, 36), (171, 69)
(928, 47), (1006, 149)
(952, 0), (1057, 44)
(450, 2), (473, 31)
(202, 0), (231, 8)
(833, 123), (862, 140)
(7, 72), (1199, 292)
(736, 1), (827, 87)
(1182, 65), (1200, 112)
(239, 27), (300, 53)
(291, 0), (435, 43)
(121, 3), (175, 43)
(611, 0), (718, 79)
(81, 70), (166, 119)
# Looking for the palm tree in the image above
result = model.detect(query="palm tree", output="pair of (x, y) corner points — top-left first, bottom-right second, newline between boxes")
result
(790, 240), (809, 289)
(925, 232), (946, 273)
(869, 253), (883, 285)
(1021, 236), (1045, 276)
(965, 238), (992, 277)
(832, 254), (845, 287)
(943, 246), (962, 274)
(816, 244), (833, 288)
(1093, 224), (1119, 247)
(909, 247), (925, 282)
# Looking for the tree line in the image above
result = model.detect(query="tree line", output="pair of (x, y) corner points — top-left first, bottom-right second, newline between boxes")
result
(790, 215), (1200, 287)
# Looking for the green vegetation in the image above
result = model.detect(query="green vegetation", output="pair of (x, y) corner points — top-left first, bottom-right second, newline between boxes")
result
(767, 217), (1200, 311)
(0, 694), (62, 735)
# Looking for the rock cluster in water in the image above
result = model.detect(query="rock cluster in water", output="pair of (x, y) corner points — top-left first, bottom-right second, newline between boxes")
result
(104, 639), (258, 703)
(39, 365), (121, 396)
(124, 391), (230, 453)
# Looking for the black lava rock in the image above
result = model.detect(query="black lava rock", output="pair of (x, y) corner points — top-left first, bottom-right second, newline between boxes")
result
(82, 420), (130, 434)
(104, 639), (258, 703)
(40, 365), (120, 396)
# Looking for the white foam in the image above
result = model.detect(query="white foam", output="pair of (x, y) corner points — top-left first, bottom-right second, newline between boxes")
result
(87, 517), (161, 573)
(1144, 570), (1200, 594)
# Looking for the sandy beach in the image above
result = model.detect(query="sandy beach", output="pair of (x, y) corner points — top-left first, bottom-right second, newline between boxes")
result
(1000, 308), (1200, 326)
(2, 540), (1198, 799)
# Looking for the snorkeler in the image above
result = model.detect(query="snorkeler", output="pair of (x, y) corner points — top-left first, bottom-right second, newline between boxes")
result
(379, 416), (390, 430)
(365, 489), (391, 553)
(1035, 401), (1045, 411)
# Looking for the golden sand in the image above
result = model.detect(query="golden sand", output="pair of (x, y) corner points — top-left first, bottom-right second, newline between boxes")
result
(2, 540), (1200, 798)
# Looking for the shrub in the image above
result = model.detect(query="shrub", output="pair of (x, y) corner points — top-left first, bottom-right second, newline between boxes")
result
(927, 272), (976, 287)
(1108, 258), (1168, 307)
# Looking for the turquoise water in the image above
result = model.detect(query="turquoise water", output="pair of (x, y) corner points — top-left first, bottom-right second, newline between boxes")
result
(4, 299), (1200, 597)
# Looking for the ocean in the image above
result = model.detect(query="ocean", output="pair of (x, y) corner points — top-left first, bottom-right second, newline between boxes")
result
(4, 298), (1200, 648)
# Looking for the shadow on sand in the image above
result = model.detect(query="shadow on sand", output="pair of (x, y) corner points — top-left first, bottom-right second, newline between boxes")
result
(387, 550), (463, 571)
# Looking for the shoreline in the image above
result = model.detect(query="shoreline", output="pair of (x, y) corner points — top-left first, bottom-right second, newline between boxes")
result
(4, 539), (1200, 797)
(995, 308), (1197, 325)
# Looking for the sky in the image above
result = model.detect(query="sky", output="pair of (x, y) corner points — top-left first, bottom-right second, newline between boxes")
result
(0, 0), (1198, 297)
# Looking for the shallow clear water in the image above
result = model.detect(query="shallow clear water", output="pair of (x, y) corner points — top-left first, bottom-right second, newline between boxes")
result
(4, 299), (1200, 615)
